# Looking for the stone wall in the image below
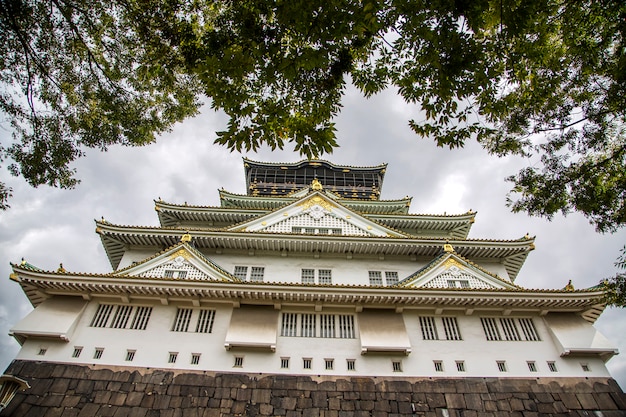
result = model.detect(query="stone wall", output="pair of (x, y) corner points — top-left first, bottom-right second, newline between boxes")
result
(2, 360), (626, 417)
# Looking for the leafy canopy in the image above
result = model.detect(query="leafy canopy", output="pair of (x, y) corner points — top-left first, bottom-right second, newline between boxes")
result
(1, 0), (624, 232)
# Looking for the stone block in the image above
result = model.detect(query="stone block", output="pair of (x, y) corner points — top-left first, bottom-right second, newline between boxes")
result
(576, 393), (599, 409)
(445, 393), (466, 409)
(336, 379), (353, 392)
(593, 392), (619, 410)
(463, 393), (482, 411)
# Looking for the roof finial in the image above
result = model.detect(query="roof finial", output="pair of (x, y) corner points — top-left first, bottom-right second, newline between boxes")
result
(311, 178), (323, 191)
(181, 232), (192, 243)
(57, 263), (66, 273)
(564, 279), (574, 291)
(20, 258), (26, 266)
(443, 243), (454, 253)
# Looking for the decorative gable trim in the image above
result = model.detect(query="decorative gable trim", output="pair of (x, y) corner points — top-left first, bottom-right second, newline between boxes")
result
(399, 251), (517, 290)
(228, 192), (406, 238)
(116, 243), (237, 282)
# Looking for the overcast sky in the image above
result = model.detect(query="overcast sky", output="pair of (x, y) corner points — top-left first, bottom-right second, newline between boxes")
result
(1, 86), (625, 386)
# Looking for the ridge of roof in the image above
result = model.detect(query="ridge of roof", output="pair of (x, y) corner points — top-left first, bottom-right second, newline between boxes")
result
(243, 157), (388, 170)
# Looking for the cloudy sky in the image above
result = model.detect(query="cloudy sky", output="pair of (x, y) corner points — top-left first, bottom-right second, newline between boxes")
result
(1, 86), (625, 385)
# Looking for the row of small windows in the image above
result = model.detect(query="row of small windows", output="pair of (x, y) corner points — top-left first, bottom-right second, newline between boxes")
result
(291, 227), (342, 235)
(63, 346), (593, 373)
(280, 313), (355, 338)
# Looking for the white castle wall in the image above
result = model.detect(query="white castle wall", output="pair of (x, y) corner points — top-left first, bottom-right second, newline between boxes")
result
(14, 299), (610, 379)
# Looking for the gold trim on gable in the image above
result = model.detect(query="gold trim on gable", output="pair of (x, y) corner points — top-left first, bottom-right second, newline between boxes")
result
(298, 196), (336, 211)
(170, 249), (191, 260)
(443, 258), (463, 270)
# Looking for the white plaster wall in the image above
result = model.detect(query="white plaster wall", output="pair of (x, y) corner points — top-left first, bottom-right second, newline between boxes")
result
(14, 300), (612, 378)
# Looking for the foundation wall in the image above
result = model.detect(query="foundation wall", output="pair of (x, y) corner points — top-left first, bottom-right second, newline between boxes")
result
(2, 360), (626, 417)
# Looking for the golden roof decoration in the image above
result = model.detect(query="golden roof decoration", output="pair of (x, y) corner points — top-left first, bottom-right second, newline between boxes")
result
(564, 279), (575, 291)
(180, 232), (192, 243)
(57, 263), (66, 273)
(311, 178), (323, 191)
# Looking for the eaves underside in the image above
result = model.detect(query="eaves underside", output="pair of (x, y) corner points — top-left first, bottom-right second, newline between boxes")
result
(12, 269), (604, 323)
(156, 201), (474, 237)
(96, 224), (533, 280)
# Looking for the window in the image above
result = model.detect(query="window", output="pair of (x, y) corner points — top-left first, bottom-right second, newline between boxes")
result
(442, 317), (462, 340)
(234, 356), (244, 368)
(303, 358), (312, 369)
(527, 361), (537, 372)
(168, 352), (178, 364)
(280, 357), (290, 369)
(419, 316), (438, 340)
(369, 271), (399, 286)
(346, 359), (355, 371)
(292, 227), (342, 235)
(196, 309), (216, 333)
(519, 318), (540, 341)
(456, 361), (466, 372)
(126, 350), (136, 362)
(90, 304), (153, 330)
(447, 280), (470, 288)
(547, 361), (558, 372)
(420, 316), (462, 341)
(190, 353), (201, 365)
(173, 308), (193, 332)
(281, 313), (298, 337)
(234, 266), (248, 280)
(233, 266), (264, 281)
(385, 272), (399, 286)
(497, 361), (507, 372)
(173, 308), (216, 333)
(130, 306), (153, 330)
(94, 348), (104, 360)
(369, 271), (383, 286)
(581, 363), (591, 372)
(481, 317), (540, 341)
(481, 318), (502, 341)
(325, 359), (334, 370)
(392, 361), (403, 372)
(338, 315), (355, 338)
(499, 318), (521, 341)
(301, 314), (316, 337)
(164, 270), (187, 279)
(320, 314), (336, 338)
(72, 347), (83, 358)
(38, 348), (47, 356)
(281, 313), (355, 338)
(318, 269), (332, 284)
(434, 361), (444, 372)
(250, 267), (265, 282)
(91, 304), (114, 327)
(301, 269), (315, 284)
(302, 268), (332, 284)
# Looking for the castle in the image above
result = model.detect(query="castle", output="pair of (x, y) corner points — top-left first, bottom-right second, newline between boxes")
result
(3, 159), (624, 416)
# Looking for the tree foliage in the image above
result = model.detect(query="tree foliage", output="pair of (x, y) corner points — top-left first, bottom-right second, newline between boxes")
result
(1, 0), (624, 232)
(603, 246), (626, 307)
